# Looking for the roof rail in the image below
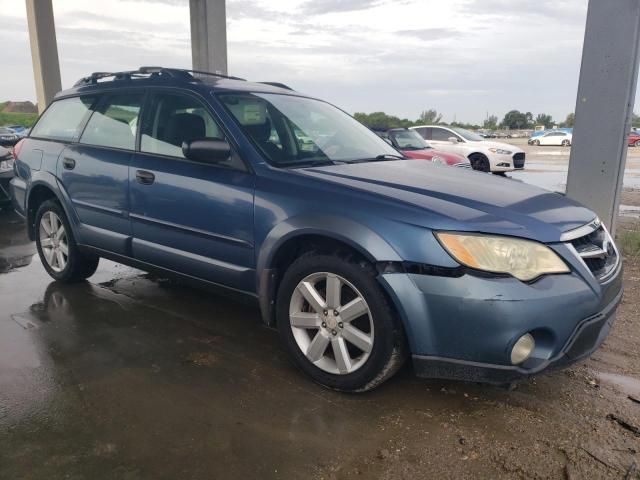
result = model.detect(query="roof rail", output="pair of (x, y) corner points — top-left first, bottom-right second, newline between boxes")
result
(73, 66), (246, 87)
(259, 81), (294, 90)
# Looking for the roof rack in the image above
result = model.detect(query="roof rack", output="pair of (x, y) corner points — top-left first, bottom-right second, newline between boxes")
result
(73, 66), (246, 87)
(259, 81), (294, 91)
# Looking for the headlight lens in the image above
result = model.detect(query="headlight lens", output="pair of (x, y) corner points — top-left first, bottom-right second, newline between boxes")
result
(0, 158), (14, 172)
(436, 232), (569, 281)
(431, 156), (446, 165)
(489, 148), (512, 155)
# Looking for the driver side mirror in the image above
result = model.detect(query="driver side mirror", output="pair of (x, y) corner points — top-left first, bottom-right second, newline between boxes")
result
(448, 137), (459, 144)
(182, 139), (231, 163)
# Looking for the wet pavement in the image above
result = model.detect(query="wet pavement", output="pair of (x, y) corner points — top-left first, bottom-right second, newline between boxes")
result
(1, 201), (640, 478)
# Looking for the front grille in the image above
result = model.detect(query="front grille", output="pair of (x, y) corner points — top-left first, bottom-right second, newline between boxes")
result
(567, 223), (618, 281)
(513, 152), (525, 169)
(454, 162), (472, 168)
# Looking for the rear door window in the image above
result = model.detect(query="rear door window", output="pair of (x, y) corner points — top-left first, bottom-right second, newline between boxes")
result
(30, 96), (95, 142)
(431, 128), (455, 141)
(80, 93), (143, 150)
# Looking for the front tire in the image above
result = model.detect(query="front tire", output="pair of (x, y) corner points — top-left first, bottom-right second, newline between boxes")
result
(634, 140), (640, 147)
(561, 139), (571, 147)
(533, 140), (540, 146)
(468, 153), (490, 173)
(276, 253), (407, 392)
(35, 200), (99, 282)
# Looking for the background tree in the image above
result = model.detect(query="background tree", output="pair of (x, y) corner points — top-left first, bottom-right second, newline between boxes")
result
(560, 113), (575, 128)
(500, 110), (532, 130)
(535, 113), (554, 129)
(418, 109), (442, 124)
(353, 112), (415, 129)
(483, 115), (498, 130)
(631, 112), (640, 128)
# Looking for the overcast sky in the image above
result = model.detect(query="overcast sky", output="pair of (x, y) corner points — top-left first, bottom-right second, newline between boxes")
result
(0, 0), (610, 124)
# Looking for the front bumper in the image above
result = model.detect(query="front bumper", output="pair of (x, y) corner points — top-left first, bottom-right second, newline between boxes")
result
(379, 260), (623, 384)
(412, 286), (621, 384)
(0, 171), (13, 205)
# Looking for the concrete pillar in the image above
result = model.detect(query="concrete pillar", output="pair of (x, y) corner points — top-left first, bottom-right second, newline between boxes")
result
(566, 0), (640, 234)
(190, 0), (228, 75)
(25, 0), (62, 113)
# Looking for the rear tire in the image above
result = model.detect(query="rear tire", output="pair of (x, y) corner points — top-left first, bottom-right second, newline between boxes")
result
(634, 140), (640, 147)
(276, 253), (407, 392)
(35, 199), (99, 283)
(469, 153), (490, 173)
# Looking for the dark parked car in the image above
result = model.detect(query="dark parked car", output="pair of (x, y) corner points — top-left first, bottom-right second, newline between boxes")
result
(0, 127), (19, 146)
(0, 145), (15, 205)
(10, 67), (623, 392)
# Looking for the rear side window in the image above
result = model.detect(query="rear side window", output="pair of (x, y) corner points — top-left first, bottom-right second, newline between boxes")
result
(30, 96), (95, 141)
(431, 128), (455, 141)
(80, 93), (143, 150)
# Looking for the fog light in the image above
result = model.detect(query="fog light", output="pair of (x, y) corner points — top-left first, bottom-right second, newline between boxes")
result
(497, 162), (511, 167)
(511, 333), (535, 365)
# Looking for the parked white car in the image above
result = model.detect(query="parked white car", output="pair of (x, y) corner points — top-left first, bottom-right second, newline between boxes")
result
(411, 125), (525, 174)
(528, 131), (572, 147)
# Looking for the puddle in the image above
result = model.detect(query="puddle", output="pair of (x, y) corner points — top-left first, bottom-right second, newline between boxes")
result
(598, 372), (640, 398)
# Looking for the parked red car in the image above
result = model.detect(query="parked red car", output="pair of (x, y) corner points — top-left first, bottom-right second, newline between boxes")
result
(375, 128), (470, 167)
(629, 131), (640, 147)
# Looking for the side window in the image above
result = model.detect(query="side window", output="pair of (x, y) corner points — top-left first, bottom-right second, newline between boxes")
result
(431, 128), (455, 141)
(414, 127), (429, 140)
(80, 93), (143, 150)
(141, 92), (224, 158)
(30, 96), (95, 142)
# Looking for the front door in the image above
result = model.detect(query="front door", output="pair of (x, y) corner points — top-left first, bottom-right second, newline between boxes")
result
(129, 91), (255, 291)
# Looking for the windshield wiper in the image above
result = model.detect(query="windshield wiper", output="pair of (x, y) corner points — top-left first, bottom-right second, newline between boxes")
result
(348, 154), (405, 163)
(282, 159), (345, 168)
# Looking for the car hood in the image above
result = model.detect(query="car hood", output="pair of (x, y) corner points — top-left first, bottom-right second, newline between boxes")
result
(469, 140), (524, 152)
(403, 149), (468, 165)
(298, 160), (594, 243)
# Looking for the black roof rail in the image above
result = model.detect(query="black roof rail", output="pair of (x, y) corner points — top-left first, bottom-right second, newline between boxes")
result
(73, 66), (246, 87)
(259, 81), (294, 90)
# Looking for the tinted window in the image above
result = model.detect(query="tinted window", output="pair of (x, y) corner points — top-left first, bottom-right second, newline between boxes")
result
(141, 92), (224, 158)
(80, 94), (143, 150)
(431, 127), (456, 141)
(31, 96), (95, 141)
(413, 127), (429, 140)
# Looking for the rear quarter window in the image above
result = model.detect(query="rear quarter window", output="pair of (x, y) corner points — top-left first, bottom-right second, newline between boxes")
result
(30, 96), (95, 142)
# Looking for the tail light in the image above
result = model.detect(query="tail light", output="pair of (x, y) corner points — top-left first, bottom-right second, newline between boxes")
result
(12, 138), (25, 159)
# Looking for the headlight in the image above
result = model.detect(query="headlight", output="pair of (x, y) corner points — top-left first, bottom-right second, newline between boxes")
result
(489, 148), (512, 155)
(431, 156), (446, 165)
(0, 158), (14, 172)
(435, 232), (569, 281)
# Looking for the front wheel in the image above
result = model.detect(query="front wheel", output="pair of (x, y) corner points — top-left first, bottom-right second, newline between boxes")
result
(533, 140), (540, 146)
(35, 200), (100, 282)
(634, 140), (640, 147)
(276, 253), (407, 392)
(561, 140), (571, 147)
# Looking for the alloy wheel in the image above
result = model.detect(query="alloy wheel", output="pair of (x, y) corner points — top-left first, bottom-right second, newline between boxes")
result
(39, 211), (69, 272)
(289, 272), (374, 375)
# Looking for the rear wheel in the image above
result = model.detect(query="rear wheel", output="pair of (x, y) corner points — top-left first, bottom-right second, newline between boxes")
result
(35, 200), (99, 282)
(634, 140), (640, 147)
(276, 253), (407, 392)
(468, 153), (490, 173)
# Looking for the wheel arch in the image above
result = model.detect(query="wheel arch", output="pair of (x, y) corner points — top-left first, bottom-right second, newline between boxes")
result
(25, 175), (78, 241)
(256, 215), (403, 326)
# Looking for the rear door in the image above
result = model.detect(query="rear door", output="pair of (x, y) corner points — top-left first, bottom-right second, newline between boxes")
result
(61, 92), (144, 254)
(429, 127), (465, 155)
(129, 90), (255, 291)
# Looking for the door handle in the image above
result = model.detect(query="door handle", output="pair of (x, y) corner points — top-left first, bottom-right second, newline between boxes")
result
(62, 157), (76, 170)
(135, 170), (155, 185)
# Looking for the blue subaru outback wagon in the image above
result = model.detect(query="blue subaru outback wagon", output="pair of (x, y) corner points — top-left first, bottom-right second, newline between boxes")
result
(10, 67), (623, 392)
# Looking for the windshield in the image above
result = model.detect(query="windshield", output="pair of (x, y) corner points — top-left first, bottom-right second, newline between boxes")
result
(390, 130), (430, 150)
(450, 127), (484, 142)
(219, 93), (401, 166)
